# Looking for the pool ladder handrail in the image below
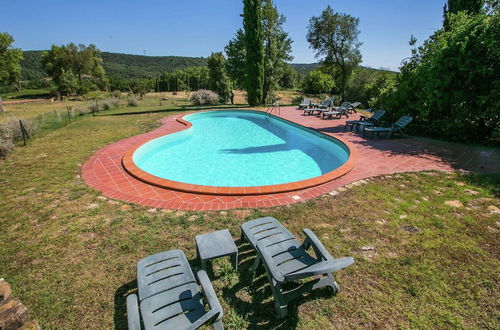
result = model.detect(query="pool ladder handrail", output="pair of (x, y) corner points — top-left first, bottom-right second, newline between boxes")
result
(266, 97), (281, 116)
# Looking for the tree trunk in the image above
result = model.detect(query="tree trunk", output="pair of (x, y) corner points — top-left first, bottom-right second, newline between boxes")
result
(0, 97), (5, 112)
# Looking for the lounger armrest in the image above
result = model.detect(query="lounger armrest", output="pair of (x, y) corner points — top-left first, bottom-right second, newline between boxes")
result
(186, 309), (219, 330)
(359, 115), (369, 121)
(283, 257), (355, 282)
(126, 294), (141, 330)
(302, 228), (334, 261)
(256, 242), (285, 283)
(197, 270), (223, 322)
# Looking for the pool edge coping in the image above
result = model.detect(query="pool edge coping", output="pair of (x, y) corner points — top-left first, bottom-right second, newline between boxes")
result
(122, 109), (358, 195)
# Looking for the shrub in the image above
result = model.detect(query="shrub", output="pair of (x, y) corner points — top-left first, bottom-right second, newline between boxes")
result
(87, 103), (99, 113)
(301, 70), (335, 94)
(102, 102), (111, 111)
(291, 96), (304, 105)
(189, 89), (219, 105)
(0, 138), (14, 158)
(379, 12), (500, 142)
(128, 98), (139, 107)
(111, 90), (121, 98)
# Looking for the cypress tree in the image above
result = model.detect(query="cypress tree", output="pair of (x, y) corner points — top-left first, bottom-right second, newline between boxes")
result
(243, 0), (264, 106)
(443, 0), (484, 28)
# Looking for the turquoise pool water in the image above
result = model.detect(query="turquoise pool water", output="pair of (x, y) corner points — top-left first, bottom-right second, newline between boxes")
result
(133, 110), (350, 187)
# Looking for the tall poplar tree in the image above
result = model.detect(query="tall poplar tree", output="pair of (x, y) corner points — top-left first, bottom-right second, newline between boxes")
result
(443, 0), (485, 28)
(243, 0), (264, 106)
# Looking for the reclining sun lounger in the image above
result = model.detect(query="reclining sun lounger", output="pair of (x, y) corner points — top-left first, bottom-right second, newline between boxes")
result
(241, 217), (354, 318)
(345, 109), (385, 131)
(364, 115), (413, 139)
(322, 102), (351, 119)
(348, 102), (361, 113)
(126, 249), (224, 330)
(298, 98), (312, 110)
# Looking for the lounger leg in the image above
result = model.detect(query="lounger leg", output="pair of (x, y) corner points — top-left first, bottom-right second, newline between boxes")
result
(269, 280), (288, 318)
(249, 255), (261, 274)
(231, 252), (238, 271)
(213, 320), (224, 330)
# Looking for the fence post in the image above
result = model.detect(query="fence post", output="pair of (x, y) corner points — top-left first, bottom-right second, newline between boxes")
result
(0, 97), (5, 112)
(66, 106), (72, 123)
(19, 120), (28, 146)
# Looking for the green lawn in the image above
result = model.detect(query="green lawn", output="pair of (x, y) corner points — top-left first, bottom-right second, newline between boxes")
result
(0, 110), (498, 329)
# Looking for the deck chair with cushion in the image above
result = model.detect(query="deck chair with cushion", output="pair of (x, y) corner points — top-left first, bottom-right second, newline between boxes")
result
(304, 97), (334, 116)
(241, 217), (354, 318)
(322, 102), (351, 119)
(126, 249), (224, 330)
(364, 115), (413, 139)
(345, 109), (385, 131)
(298, 98), (312, 110)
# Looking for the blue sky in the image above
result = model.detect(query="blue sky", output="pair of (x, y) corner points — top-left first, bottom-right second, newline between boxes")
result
(1, 0), (445, 71)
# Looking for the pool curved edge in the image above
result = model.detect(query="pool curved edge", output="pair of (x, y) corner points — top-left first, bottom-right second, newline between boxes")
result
(122, 110), (358, 195)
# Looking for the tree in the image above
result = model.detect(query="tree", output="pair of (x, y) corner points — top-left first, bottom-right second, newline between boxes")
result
(378, 12), (499, 142)
(301, 70), (335, 94)
(227, 0), (293, 103)
(306, 6), (362, 100)
(41, 43), (108, 95)
(225, 29), (247, 90)
(261, 0), (293, 103)
(0, 33), (23, 93)
(207, 52), (231, 103)
(443, 0), (485, 28)
(243, 0), (265, 106)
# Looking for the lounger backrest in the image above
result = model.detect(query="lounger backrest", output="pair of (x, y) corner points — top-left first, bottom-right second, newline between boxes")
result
(301, 98), (312, 105)
(340, 102), (351, 109)
(350, 102), (361, 108)
(136, 249), (196, 302)
(371, 110), (386, 121)
(394, 116), (413, 129)
(321, 97), (333, 107)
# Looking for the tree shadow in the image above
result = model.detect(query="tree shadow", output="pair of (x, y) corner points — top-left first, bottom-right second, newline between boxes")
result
(298, 119), (500, 174)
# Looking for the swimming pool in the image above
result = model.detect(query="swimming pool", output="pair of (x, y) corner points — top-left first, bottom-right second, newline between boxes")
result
(123, 110), (354, 195)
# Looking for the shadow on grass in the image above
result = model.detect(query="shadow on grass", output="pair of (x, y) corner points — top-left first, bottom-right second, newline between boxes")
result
(461, 173), (500, 197)
(114, 279), (137, 330)
(114, 239), (341, 329)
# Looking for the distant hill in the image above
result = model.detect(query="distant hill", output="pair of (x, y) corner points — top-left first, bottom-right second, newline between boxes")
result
(20, 51), (208, 80)
(20, 50), (395, 81)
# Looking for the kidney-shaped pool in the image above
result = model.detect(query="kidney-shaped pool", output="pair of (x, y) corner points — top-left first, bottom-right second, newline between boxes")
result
(122, 110), (355, 195)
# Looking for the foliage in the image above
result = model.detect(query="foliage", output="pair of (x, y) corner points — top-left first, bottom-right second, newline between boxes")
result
(225, 29), (247, 90)
(189, 89), (219, 105)
(443, 0), (485, 28)
(307, 6), (362, 100)
(0, 117), (38, 157)
(158, 67), (209, 92)
(0, 33), (23, 92)
(279, 64), (299, 89)
(127, 97), (139, 107)
(261, 0), (293, 103)
(378, 12), (500, 142)
(207, 52), (231, 103)
(243, 0), (265, 106)
(41, 43), (108, 96)
(345, 67), (396, 107)
(301, 70), (335, 94)
(226, 0), (293, 102)
(129, 79), (151, 98)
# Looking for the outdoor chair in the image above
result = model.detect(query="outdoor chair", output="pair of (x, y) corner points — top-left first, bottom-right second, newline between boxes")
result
(126, 249), (224, 330)
(345, 109), (386, 131)
(298, 98), (312, 110)
(241, 217), (354, 318)
(363, 115), (413, 138)
(322, 102), (351, 119)
(348, 102), (361, 113)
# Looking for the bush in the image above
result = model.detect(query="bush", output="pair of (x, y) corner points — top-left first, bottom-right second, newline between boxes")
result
(0, 117), (38, 158)
(111, 90), (121, 98)
(128, 98), (139, 107)
(291, 96), (304, 105)
(189, 89), (219, 105)
(301, 70), (335, 94)
(379, 12), (500, 142)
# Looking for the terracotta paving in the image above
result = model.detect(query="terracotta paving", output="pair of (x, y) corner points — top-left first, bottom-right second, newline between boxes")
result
(81, 107), (500, 211)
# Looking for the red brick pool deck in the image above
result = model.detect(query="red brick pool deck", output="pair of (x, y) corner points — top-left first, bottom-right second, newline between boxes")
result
(82, 107), (500, 211)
